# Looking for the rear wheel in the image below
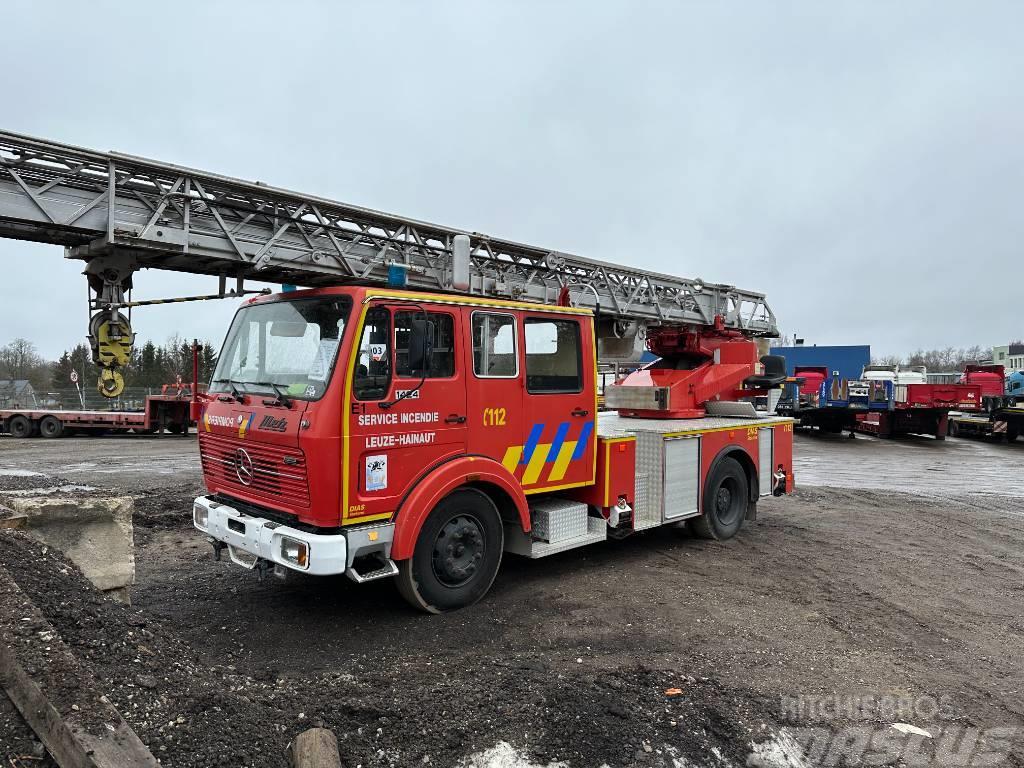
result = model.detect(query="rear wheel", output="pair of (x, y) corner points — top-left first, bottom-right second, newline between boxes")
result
(688, 457), (748, 541)
(8, 415), (32, 439)
(397, 488), (504, 613)
(39, 416), (63, 439)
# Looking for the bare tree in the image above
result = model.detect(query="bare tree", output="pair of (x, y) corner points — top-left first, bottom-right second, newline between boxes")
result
(0, 338), (43, 379)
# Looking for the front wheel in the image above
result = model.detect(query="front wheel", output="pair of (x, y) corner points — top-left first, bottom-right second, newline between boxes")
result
(396, 488), (504, 613)
(688, 457), (748, 541)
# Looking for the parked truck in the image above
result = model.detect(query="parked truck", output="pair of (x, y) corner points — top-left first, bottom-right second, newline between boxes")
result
(0, 129), (795, 612)
(947, 364), (1024, 442)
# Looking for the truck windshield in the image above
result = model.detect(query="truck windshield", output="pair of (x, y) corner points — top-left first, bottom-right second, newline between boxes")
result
(210, 296), (351, 401)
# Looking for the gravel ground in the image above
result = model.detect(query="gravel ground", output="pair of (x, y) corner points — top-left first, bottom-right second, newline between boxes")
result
(1, 432), (1023, 766)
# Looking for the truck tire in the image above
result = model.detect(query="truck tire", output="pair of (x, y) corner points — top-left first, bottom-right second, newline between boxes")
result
(396, 488), (504, 613)
(949, 421), (960, 438)
(39, 416), (63, 439)
(688, 457), (748, 541)
(8, 415), (32, 439)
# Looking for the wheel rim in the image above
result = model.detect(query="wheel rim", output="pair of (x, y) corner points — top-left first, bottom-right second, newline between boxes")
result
(714, 477), (741, 526)
(431, 513), (485, 588)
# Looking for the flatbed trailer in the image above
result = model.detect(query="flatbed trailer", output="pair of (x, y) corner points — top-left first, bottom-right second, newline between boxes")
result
(776, 367), (860, 435)
(948, 406), (1024, 442)
(852, 382), (981, 440)
(0, 394), (192, 438)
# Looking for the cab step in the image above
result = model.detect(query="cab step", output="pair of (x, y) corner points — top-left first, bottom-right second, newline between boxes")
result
(346, 559), (399, 583)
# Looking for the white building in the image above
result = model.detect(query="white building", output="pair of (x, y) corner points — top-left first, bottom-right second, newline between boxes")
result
(992, 344), (1024, 371)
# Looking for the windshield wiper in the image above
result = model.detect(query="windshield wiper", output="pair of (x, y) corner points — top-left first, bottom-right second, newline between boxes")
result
(249, 381), (293, 408)
(212, 378), (245, 403)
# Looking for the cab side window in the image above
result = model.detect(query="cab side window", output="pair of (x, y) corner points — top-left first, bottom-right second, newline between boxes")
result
(472, 313), (518, 378)
(525, 318), (582, 393)
(353, 307), (391, 400)
(395, 311), (455, 378)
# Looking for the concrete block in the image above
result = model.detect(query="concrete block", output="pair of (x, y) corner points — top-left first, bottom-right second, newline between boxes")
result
(2, 496), (135, 597)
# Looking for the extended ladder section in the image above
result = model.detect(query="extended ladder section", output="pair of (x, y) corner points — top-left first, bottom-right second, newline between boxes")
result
(0, 129), (776, 336)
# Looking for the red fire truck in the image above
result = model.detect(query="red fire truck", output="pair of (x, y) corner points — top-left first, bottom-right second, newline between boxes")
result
(191, 282), (793, 612)
(0, 129), (794, 612)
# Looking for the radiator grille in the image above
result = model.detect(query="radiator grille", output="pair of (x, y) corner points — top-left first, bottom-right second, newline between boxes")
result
(199, 433), (310, 508)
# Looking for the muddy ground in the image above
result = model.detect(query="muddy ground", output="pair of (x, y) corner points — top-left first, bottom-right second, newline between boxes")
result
(1, 431), (1023, 766)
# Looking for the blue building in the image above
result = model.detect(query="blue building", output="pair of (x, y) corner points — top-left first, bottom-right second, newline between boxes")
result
(769, 344), (871, 382)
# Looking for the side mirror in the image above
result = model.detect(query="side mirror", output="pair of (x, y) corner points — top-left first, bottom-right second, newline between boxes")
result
(407, 318), (434, 373)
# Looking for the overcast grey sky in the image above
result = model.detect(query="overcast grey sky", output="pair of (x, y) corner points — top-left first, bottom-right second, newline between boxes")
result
(1, 1), (1021, 360)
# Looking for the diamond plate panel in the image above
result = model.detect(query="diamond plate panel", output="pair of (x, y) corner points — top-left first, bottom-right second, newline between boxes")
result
(633, 472), (658, 530)
(531, 498), (588, 543)
(634, 432), (664, 530)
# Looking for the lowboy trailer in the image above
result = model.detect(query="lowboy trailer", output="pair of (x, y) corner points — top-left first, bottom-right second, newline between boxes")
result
(0, 391), (193, 438)
(0, 129), (794, 612)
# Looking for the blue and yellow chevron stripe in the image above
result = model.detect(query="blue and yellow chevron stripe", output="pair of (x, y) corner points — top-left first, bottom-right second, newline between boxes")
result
(500, 421), (594, 486)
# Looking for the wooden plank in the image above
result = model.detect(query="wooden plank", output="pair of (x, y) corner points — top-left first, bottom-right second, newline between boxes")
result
(0, 565), (159, 767)
(0, 516), (27, 530)
(291, 727), (343, 768)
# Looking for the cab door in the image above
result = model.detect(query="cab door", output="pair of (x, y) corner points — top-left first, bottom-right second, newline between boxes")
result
(519, 312), (596, 492)
(463, 308), (525, 475)
(346, 303), (467, 522)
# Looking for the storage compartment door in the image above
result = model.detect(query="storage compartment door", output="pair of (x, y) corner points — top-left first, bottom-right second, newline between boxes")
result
(758, 428), (774, 496)
(663, 436), (700, 520)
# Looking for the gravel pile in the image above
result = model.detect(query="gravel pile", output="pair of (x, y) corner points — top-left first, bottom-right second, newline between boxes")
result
(132, 486), (202, 530)
(0, 529), (784, 767)
(0, 470), (63, 495)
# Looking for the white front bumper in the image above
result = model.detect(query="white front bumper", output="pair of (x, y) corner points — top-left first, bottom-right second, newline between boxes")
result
(192, 496), (347, 575)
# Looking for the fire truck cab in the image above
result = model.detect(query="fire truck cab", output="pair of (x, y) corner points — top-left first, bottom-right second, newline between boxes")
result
(193, 286), (793, 612)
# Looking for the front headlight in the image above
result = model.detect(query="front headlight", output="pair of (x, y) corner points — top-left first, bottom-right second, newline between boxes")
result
(193, 502), (209, 531)
(280, 536), (309, 569)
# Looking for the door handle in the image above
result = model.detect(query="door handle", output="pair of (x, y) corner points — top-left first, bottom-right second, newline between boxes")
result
(445, 414), (467, 424)
(571, 408), (590, 417)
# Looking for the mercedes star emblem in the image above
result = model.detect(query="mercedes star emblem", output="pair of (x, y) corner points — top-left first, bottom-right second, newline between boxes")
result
(235, 448), (254, 486)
